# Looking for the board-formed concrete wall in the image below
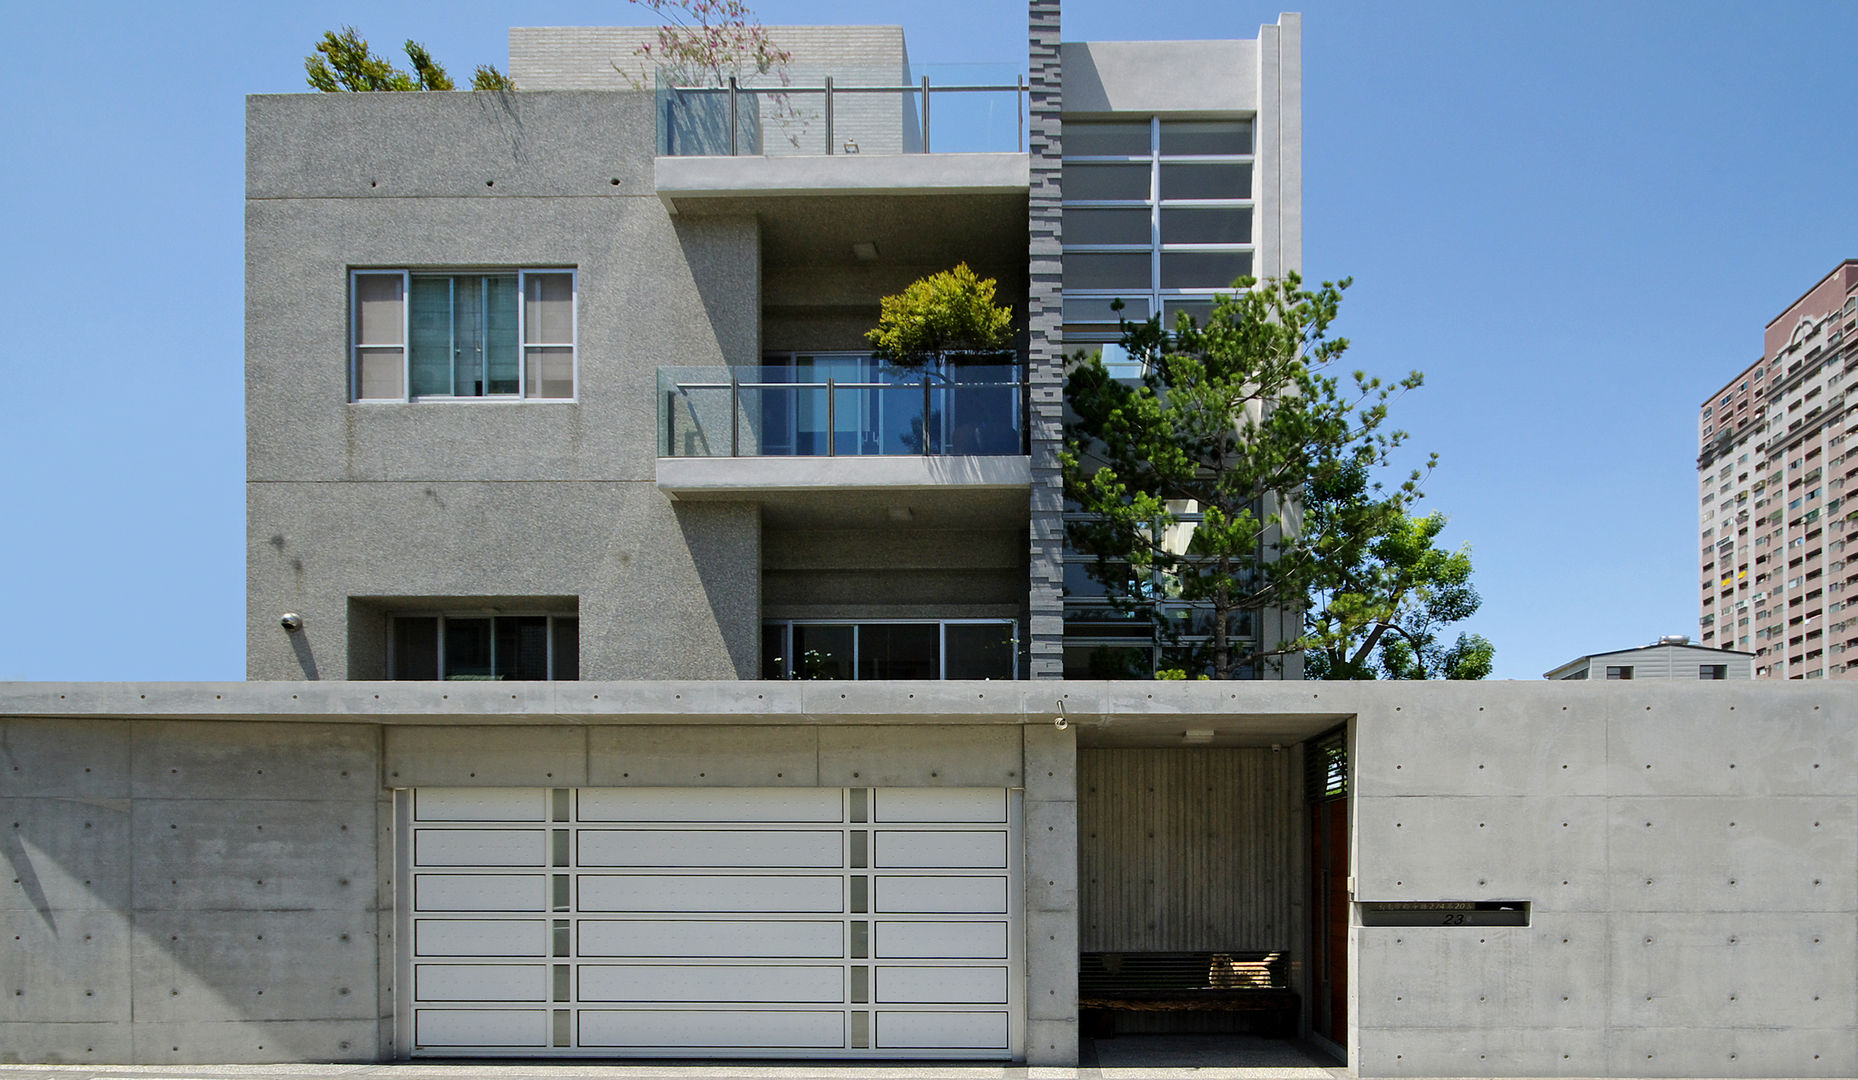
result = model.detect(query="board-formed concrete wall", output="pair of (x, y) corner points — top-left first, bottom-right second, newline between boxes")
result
(1353, 683), (1856, 1078)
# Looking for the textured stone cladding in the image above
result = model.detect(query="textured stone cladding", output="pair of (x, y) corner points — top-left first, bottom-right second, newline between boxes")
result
(1026, 0), (1064, 682)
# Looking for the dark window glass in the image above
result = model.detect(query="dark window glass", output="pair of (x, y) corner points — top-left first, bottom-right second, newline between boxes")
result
(1605, 665), (1634, 680)
(495, 616), (551, 680)
(762, 624), (787, 679)
(1063, 644), (1152, 679)
(1064, 121), (1150, 156)
(1061, 162), (1150, 201)
(793, 624), (854, 680)
(1161, 206), (1252, 244)
(1159, 120), (1252, 156)
(1163, 298), (1217, 327)
(1699, 664), (1728, 680)
(1062, 207), (1152, 245)
(1160, 251), (1252, 289)
(1160, 162), (1251, 200)
(443, 618), (494, 679)
(945, 623), (1016, 679)
(1063, 296), (1148, 324)
(1063, 252), (1151, 292)
(552, 617), (579, 680)
(392, 617), (439, 681)
(857, 624), (940, 680)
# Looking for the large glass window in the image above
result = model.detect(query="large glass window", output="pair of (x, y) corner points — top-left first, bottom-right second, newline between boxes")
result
(1060, 500), (1264, 679)
(762, 620), (1018, 680)
(1060, 117), (1255, 375)
(351, 269), (576, 401)
(390, 613), (579, 680)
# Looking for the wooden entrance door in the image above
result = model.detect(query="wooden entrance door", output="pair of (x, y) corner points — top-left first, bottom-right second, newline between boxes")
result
(1305, 729), (1349, 1046)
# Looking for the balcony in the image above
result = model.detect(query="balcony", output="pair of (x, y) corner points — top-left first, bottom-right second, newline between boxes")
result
(651, 66), (1030, 234)
(656, 358), (1031, 504)
(655, 66), (1028, 158)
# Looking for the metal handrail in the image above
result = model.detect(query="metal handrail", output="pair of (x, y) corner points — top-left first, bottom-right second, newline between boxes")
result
(679, 75), (1030, 154)
(664, 371), (1027, 458)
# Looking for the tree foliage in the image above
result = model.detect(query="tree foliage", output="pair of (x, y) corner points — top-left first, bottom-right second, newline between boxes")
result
(1063, 274), (1485, 680)
(619, 0), (792, 88)
(306, 27), (514, 93)
(866, 264), (1015, 370)
(1301, 500), (1492, 679)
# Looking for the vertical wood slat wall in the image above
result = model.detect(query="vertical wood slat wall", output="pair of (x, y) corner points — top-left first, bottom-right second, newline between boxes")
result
(1078, 749), (1300, 952)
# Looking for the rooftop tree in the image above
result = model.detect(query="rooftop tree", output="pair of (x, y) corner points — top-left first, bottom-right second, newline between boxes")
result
(305, 27), (514, 92)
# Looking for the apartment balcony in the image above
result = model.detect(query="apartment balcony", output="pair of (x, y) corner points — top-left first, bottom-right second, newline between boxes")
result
(654, 66), (1033, 231)
(655, 360), (1031, 510)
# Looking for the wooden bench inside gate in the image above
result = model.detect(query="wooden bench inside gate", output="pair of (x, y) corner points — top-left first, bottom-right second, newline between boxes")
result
(1079, 950), (1300, 1038)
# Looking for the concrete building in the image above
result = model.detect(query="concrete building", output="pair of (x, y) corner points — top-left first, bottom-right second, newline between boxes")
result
(1697, 260), (1858, 678)
(1545, 636), (1755, 681)
(4, 5), (1855, 1078)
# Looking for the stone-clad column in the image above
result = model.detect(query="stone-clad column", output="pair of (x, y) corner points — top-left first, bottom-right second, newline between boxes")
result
(1026, 0), (1064, 682)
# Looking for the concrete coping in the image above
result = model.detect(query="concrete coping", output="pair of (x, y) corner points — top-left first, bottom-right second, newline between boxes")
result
(0, 679), (1845, 729)
(657, 454), (1031, 499)
(655, 151), (1029, 207)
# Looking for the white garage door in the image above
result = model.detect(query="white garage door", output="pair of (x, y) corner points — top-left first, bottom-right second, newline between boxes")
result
(396, 787), (1022, 1059)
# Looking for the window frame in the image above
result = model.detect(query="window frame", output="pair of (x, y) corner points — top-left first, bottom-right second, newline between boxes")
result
(1061, 116), (1257, 375)
(387, 610), (579, 681)
(349, 268), (579, 403)
(761, 618), (1020, 680)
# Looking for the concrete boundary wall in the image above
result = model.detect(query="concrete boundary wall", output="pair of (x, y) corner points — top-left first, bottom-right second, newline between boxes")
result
(2, 680), (1853, 1075)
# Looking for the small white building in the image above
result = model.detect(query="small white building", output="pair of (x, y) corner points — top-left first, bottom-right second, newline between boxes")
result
(1544, 635), (1755, 680)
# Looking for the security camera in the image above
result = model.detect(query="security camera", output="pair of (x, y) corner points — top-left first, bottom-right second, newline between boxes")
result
(280, 612), (303, 633)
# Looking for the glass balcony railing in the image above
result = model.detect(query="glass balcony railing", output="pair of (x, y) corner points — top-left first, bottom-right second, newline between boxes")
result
(656, 65), (1029, 157)
(658, 359), (1026, 458)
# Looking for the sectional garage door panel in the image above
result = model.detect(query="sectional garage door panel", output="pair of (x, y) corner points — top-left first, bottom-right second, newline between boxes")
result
(414, 918), (547, 957)
(579, 1010), (847, 1049)
(579, 964), (845, 1003)
(415, 1009), (549, 1048)
(580, 874), (846, 913)
(578, 829), (843, 868)
(578, 919), (844, 958)
(399, 786), (1022, 1059)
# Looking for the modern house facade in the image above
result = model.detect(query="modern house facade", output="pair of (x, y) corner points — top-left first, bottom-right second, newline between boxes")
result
(3, 6), (1855, 1078)
(1697, 260), (1858, 677)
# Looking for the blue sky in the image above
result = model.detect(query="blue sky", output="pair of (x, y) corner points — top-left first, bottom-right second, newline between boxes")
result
(2, 1), (1854, 681)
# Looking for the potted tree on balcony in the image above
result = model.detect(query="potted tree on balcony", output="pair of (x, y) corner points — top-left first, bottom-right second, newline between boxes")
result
(867, 263), (1020, 455)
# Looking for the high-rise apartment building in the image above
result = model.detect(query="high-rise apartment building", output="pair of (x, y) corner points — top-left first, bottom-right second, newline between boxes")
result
(1698, 260), (1858, 677)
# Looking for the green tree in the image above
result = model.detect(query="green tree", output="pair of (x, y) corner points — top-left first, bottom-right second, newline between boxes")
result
(1301, 495), (1492, 680)
(866, 263), (1015, 370)
(306, 27), (514, 93)
(1063, 274), (1438, 680)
